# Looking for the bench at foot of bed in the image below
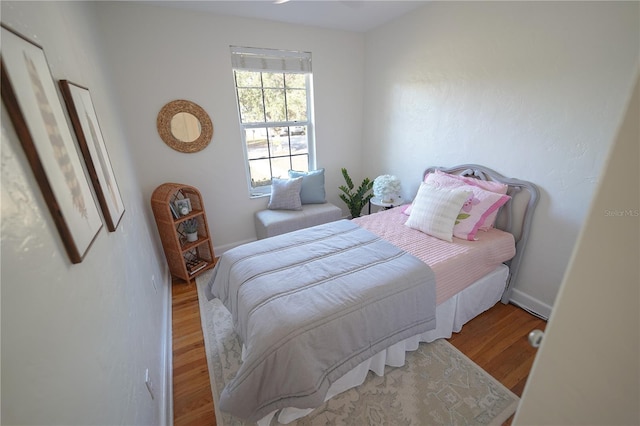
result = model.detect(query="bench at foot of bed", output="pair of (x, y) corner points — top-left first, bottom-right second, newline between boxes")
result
(254, 203), (343, 239)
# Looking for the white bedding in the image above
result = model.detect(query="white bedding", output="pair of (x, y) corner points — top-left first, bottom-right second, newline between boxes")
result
(216, 205), (517, 425)
(259, 264), (509, 425)
(208, 220), (437, 421)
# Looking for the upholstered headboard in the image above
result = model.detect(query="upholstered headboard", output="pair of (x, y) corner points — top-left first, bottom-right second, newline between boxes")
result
(424, 164), (539, 303)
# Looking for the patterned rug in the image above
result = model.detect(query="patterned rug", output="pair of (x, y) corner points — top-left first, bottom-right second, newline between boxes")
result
(196, 271), (519, 425)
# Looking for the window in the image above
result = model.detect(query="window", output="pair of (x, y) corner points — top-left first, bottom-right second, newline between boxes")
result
(231, 46), (315, 196)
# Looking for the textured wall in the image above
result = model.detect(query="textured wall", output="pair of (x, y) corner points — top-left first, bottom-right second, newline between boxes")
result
(362, 1), (639, 315)
(1, 2), (169, 424)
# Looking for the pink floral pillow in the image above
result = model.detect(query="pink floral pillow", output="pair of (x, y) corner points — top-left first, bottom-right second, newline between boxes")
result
(403, 172), (511, 240)
(429, 171), (509, 231)
(431, 170), (508, 230)
(424, 173), (511, 240)
(432, 169), (508, 195)
(404, 171), (509, 230)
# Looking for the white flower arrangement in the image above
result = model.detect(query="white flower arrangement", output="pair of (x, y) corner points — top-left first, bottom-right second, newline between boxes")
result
(373, 175), (402, 203)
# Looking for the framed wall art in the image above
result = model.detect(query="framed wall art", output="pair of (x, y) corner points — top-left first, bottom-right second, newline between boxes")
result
(175, 198), (192, 216)
(1, 24), (102, 264)
(59, 80), (125, 232)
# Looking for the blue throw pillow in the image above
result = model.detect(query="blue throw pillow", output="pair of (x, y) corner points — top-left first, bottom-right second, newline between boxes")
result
(288, 169), (326, 204)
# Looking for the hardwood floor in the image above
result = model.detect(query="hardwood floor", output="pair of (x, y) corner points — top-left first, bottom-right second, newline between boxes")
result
(172, 280), (546, 426)
(172, 279), (216, 426)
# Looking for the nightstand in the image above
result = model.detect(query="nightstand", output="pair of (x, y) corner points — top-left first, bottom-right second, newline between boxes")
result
(369, 196), (404, 214)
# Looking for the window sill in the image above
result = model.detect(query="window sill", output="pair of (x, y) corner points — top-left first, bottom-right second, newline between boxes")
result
(250, 192), (270, 199)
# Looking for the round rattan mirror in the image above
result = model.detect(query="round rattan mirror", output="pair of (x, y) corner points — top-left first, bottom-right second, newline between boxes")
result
(157, 100), (213, 153)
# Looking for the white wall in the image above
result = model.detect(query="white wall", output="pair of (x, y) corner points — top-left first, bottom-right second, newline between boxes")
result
(362, 1), (639, 316)
(93, 2), (365, 252)
(1, 2), (169, 425)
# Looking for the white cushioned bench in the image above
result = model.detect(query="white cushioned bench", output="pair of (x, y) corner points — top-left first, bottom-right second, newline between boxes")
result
(255, 203), (343, 239)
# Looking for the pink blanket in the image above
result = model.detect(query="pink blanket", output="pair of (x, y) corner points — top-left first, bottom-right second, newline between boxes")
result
(353, 206), (515, 304)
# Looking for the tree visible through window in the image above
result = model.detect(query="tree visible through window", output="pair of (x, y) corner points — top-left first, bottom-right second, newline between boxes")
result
(231, 46), (314, 196)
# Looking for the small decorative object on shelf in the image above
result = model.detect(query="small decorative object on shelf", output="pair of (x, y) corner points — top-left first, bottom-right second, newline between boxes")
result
(151, 183), (215, 284)
(169, 202), (179, 219)
(373, 175), (402, 204)
(183, 218), (198, 242)
(185, 253), (208, 275)
(175, 198), (191, 216)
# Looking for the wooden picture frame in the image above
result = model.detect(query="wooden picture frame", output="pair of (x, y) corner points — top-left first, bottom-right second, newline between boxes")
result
(1, 24), (102, 263)
(59, 80), (125, 231)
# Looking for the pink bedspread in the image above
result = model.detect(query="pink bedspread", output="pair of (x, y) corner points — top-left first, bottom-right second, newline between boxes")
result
(353, 206), (515, 304)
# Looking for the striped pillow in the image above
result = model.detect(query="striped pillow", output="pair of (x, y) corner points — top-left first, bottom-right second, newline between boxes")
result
(405, 183), (471, 242)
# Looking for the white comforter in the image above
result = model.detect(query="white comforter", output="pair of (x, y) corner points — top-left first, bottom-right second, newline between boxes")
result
(207, 220), (437, 421)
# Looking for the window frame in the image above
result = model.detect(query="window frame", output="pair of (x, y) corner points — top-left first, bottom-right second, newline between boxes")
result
(230, 47), (316, 198)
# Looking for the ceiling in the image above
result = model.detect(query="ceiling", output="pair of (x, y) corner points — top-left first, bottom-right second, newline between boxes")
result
(142, 1), (427, 33)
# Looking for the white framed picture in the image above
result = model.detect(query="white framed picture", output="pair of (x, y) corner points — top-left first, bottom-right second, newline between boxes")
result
(1, 24), (103, 263)
(59, 80), (125, 232)
(175, 198), (192, 216)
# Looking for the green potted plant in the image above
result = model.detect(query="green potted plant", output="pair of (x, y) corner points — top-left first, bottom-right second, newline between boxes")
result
(183, 218), (199, 242)
(339, 168), (374, 218)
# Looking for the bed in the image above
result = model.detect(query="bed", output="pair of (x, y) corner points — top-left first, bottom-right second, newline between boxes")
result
(206, 164), (539, 425)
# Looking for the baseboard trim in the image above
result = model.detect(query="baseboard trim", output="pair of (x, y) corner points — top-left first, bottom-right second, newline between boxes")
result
(161, 268), (173, 426)
(509, 288), (552, 320)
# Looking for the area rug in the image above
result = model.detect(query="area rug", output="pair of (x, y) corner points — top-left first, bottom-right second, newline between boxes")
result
(196, 271), (519, 425)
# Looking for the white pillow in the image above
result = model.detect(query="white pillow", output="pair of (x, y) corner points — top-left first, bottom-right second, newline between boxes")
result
(268, 177), (303, 210)
(405, 183), (472, 242)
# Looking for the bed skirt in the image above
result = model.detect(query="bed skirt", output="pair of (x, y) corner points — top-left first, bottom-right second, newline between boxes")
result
(256, 264), (509, 425)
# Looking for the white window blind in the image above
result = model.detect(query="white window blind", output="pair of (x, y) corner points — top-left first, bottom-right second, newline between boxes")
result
(230, 46), (312, 74)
